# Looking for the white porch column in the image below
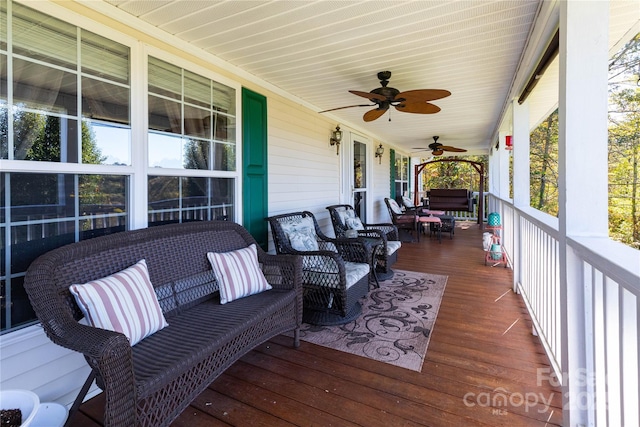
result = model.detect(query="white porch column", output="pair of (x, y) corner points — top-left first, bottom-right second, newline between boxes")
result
(558, 1), (609, 426)
(512, 100), (530, 209)
(497, 131), (511, 200)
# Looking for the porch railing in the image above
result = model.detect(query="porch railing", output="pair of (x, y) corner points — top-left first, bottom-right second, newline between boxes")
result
(489, 194), (640, 426)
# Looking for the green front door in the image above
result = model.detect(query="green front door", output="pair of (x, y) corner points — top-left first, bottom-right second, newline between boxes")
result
(242, 88), (268, 250)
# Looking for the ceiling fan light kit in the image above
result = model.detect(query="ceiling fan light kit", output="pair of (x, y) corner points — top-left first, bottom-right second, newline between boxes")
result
(319, 71), (451, 122)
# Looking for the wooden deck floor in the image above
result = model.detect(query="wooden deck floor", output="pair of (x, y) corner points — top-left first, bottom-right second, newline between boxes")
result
(68, 222), (563, 427)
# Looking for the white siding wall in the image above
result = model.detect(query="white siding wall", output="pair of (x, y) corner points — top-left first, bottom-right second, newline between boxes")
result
(371, 145), (392, 224)
(0, 325), (99, 407)
(267, 97), (394, 242)
(0, 0), (394, 408)
(268, 97), (341, 237)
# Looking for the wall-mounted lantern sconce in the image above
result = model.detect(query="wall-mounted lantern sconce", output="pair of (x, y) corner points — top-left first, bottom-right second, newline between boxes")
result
(375, 144), (384, 164)
(330, 125), (342, 155)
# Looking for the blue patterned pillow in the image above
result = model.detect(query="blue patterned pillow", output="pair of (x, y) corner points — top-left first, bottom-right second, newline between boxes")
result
(345, 216), (364, 230)
(280, 216), (319, 252)
(288, 226), (319, 251)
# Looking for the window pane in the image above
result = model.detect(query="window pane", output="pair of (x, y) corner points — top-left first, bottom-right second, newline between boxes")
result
(148, 175), (180, 226)
(2, 172), (128, 332)
(148, 57), (181, 100)
(148, 57), (236, 172)
(79, 174), (127, 213)
(11, 221), (75, 272)
(13, 59), (77, 115)
(0, 2), (6, 52)
(79, 174), (127, 238)
(184, 69), (210, 108)
(213, 141), (235, 171)
(213, 114), (235, 143)
(0, 228), (4, 276)
(82, 77), (129, 125)
(1, 101), (7, 159)
(148, 176), (235, 225)
(148, 132), (183, 168)
(13, 112), (79, 162)
(85, 121), (130, 165)
(13, 3), (76, 69)
(184, 139), (209, 170)
(184, 104), (209, 138)
(10, 173), (75, 221)
(81, 29), (129, 84)
(0, 172), (4, 224)
(2, 276), (36, 331)
(149, 95), (181, 134)
(1, 53), (6, 100)
(212, 81), (235, 113)
(181, 176), (207, 222)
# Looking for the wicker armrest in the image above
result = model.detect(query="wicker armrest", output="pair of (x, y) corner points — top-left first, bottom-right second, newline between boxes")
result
(327, 236), (372, 264)
(259, 252), (302, 291)
(364, 223), (399, 240)
(48, 321), (137, 426)
(357, 228), (388, 243)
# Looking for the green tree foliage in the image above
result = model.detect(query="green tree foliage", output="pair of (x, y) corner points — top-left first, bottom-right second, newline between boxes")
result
(608, 33), (640, 249)
(529, 109), (559, 216)
(420, 155), (488, 192)
(608, 89), (640, 248)
(7, 113), (111, 209)
(526, 33), (640, 249)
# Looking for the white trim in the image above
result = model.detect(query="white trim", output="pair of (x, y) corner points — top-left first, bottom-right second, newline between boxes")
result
(131, 41), (148, 230)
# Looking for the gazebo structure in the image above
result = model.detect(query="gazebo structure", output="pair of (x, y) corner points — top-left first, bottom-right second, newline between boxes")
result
(413, 158), (485, 225)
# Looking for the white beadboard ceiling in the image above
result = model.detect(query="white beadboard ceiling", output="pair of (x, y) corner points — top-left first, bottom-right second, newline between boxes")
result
(102, 0), (639, 155)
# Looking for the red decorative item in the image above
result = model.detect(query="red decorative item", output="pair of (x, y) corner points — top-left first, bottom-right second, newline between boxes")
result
(505, 135), (513, 150)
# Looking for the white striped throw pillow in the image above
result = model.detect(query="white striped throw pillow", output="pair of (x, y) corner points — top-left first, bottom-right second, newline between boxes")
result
(207, 244), (272, 304)
(69, 259), (168, 346)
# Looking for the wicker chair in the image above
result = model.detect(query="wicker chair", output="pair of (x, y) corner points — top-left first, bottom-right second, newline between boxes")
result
(400, 195), (428, 215)
(267, 211), (372, 325)
(384, 197), (420, 241)
(326, 204), (401, 280)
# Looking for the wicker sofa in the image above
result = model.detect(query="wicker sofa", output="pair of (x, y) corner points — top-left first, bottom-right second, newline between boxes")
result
(23, 221), (302, 427)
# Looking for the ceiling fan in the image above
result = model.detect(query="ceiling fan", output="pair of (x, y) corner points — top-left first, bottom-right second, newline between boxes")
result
(412, 136), (467, 156)
(319, 71), (451, 122)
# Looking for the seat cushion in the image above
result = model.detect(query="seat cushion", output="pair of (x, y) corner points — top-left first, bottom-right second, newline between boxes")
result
(303, 260), (369, 289)
(387, 199), (404, 215)
(131, 289), (297, 397)
(385, 240), (402, 255)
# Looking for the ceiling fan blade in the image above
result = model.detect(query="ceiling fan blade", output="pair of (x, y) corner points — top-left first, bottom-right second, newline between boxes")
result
(395, 101), (441, 114)
(363, 108), (387, 122)
(395, 89), (451, 102)
(349, 90), (387, 102)
(441, 146), (467, 152)
(318, 104), (373, 113)
(432, 149), (444, 156)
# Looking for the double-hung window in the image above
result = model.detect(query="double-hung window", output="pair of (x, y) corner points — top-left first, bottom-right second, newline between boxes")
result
(0, 1), (239, 333)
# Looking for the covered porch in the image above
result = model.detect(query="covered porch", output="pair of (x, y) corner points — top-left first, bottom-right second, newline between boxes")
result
(68, 223), (563, 427)
(0, 1), (639, 426)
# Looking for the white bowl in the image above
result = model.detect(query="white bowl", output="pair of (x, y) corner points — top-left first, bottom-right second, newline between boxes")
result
(30, 402), (68, 427)
(0, 389), (40, 427)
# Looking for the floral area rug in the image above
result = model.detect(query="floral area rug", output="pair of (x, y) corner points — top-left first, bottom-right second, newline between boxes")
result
(299, 269), (447, 372)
